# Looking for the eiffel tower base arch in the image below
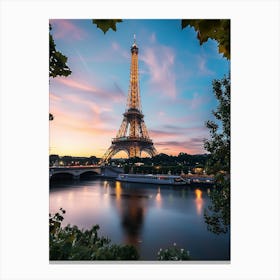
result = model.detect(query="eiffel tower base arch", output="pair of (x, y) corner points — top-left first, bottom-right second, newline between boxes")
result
(101, 139), (157, 163)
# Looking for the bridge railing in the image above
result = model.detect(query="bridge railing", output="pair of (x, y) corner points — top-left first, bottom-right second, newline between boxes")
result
(50, 165), (100, 169)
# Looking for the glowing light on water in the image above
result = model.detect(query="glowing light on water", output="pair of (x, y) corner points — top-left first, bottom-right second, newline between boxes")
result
(115, 181), (122, 200)
(195, 189), (203, 215)
(155, 187), (162, 207)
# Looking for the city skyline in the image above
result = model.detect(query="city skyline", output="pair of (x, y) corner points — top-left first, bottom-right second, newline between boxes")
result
(49, 19), (230, 158)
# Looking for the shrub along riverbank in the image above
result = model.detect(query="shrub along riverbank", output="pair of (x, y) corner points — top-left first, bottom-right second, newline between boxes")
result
(49, 208), (190, 261)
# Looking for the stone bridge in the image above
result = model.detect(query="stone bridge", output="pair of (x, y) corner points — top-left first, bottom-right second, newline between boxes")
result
(49, 166), (123, 180)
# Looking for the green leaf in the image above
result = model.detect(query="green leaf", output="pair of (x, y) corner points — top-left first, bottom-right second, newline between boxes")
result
(92, 19), (122, 34)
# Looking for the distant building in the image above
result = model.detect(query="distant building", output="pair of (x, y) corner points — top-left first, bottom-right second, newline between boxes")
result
(193, 167), (204, 174)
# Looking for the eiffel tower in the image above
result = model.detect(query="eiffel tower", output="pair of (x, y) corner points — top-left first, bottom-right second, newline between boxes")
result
(101, 36), (157, 163)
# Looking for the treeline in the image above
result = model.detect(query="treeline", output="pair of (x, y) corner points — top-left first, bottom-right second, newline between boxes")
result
(50, 152), (209, 170)
(49, 155), (99, 166)
(119, 152), (209, 167)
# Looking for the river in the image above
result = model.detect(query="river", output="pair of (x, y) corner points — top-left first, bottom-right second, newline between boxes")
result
(49, 178), (230, 261)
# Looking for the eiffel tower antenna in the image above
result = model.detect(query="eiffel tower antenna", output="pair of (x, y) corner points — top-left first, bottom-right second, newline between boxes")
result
(101, 37), (157, 163)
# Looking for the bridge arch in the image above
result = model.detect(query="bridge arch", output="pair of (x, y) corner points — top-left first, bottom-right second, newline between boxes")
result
(79, 170), (99, 179)
(50, 172), (74, 180)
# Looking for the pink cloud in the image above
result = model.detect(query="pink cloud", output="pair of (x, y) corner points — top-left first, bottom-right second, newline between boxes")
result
(50, 89), (119, 129)
(148, 118), (209, 155)
(197, 56), (215, 76)
(85, 42), (129, 64)
(56, 76), (97, 92)
(112, 42), (120, 51)
(140, 46), (177, 98)
(49, 106), (116, 157)
(50, 106), (115, 137)
(54, 76), (125, 103)
(64, 94), (116, 129)
(49, 76), (126, 156)
(190, 92), (209, 109)
(153, 110), (207, 128)
(50, 19), (87, 41)
(150, 125), (208, 141)
(50, 92), (62, 102)
(155, 138), (206, 155)
(169, 92), (210, 110)
(150, 33), (156, 43)
(149, 129), (184, 139)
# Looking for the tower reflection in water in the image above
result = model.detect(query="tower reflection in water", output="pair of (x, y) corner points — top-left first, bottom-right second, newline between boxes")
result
(112, 182), (204, 247)
(113, 181), (147, 247)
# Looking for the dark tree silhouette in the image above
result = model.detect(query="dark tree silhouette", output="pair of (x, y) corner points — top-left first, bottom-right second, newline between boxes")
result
(204, 75), (230, 234)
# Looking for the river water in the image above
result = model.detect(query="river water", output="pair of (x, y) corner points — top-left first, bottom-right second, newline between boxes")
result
(49, 178), (230, 261)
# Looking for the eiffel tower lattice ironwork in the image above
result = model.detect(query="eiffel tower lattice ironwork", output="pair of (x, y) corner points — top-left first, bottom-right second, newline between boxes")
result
(101, 36), (157, 163)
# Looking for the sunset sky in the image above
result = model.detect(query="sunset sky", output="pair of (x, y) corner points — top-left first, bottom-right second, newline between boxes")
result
(49, 19), (230, 158)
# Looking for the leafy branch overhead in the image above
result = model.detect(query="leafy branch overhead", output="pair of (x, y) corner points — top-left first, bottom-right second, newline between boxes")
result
(92, 19), (123, 34)
(49, 24), (72, 121)
(49, 24), (72, 78)
(182, 19), (230, 59)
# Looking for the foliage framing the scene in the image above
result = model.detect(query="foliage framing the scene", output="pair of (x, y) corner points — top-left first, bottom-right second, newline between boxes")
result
(49, 209), (139, 260)
(49, 25), (72, 78)
(49, 24), (72, 121)
(182, 19), (230, 59)
(49, 17), (230, 245)
(157, 243), (191, 261)
(92, 19), (123, 34)
(49, 209), (192, 261)
(204, 75), (230, 234)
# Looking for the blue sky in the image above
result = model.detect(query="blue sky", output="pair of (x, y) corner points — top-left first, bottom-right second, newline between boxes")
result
(49, 19), (230, 157)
